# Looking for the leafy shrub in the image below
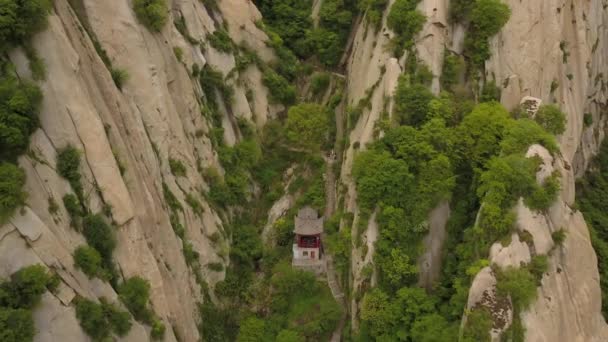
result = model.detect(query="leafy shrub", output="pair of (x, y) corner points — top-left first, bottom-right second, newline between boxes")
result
(461, 308), (492, 342)
(0, 163), (27, 223)
(0, 0), (52, 50)
(551, 229), (566, 246)
(393, 81), (435, 126)
(111, 68), (129, 90)
(276, 329), (305, 342)
(529, 255), (548, 282)
(207, 29), (234, 53)
(500, 119), (558, 155)
(133, 0), (167, 32)
(584, 113), (593, 127)
(496, 267), (538, 311)
(480, 80), (501, 102)
(24, 45), (46, 81)
(73, 245), (104, 279)
(359, 0), (389, 29)
(75, 297), (132, 340)
(169, 158), (186, 177)
(82, 214), (116, 266)
(285, 103), (329, 151)
(63, 193), (83, 222)
(173, 46), (183, 62)
(441, 53), (463, 91)
(525, 172), (560, 211)
(0, 75), (43, 160)
(185, 193), (203, 217)
(0, 307), (34, 342)
(199, 65), (234, 109)
(0, 264), (55, 309)
(119, 276), (153, 323)
(56, 145), (83, 197)
(162, 182), (183, 212)
(310, 72), (331, 97)
(387, 0), (426, 54)
(207, 262), (224, 272)
(256, 0), (313, 58)
(262, 69), (296, 105)
(464, 0), (511, 68)
(535, 104), (566, 135)
(75, 298), (110, 341)
(151, 318), (165, 340)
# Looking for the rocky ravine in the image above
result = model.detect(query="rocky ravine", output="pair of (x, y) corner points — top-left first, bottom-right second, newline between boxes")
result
(1, 0), (608, 341)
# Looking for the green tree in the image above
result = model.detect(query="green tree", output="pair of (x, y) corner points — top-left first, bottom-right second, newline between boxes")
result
(462, 308), (492, 342)
(262, 69), (296, 105)
(455, 102), (513, 168)
(0, 75), (42, 159)
(118, 276), (153, 323)
(352, 151), (413, 210)
(535, 104), (566, 135)
(0, 162), (26, 223)
(82, 214), (116, 265)
(75, 298), (110, 341)
(410, 314), (457, 342)
(0, 307), (34, 342)
(237, 316), (267, 342)
(393, 82), (435, 126)
(500, 118), (557, 155)
(56, 145), (82, 197)
(1, 264), (53, 309)
(496, 267), (538, 310)
(387, 0), (426, 50)
(133, 0), (167, 32)
(381, 248), (418, 288)
(73, 246), (104, 279)
(276, 329), (305, 342)
(0, 0), (52, 49)
(101, 299), (132, 336)
(285, 103), (329, 151)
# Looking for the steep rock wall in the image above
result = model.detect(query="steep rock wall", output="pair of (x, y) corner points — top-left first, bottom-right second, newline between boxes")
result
(1, 1), (275, 341)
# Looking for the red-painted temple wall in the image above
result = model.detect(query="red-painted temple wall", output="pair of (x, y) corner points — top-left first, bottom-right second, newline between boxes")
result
(296, 234), (321, 248)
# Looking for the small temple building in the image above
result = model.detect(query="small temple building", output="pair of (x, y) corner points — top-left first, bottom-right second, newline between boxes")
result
(292, 206), (324, 273)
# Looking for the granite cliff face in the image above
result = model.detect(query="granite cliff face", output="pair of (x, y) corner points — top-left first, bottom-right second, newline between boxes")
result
(1, 0), (607, 341)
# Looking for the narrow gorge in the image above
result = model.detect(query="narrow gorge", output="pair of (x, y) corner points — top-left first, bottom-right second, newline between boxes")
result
(0, 0), (607, 341)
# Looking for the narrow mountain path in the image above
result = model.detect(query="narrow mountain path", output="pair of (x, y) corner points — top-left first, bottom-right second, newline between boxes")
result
(323, 153), (347, 341)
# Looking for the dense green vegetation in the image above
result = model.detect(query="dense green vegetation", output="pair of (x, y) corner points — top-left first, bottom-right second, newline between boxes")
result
(353, 66), (560, 339)
(118, 276), (165, 339)
(387, 0), (425, 55)
(57, 145), (84, 200)
(578, 140), (608, 318)
(73, 245), (106, 279)
(0, 0), (49, 228)
(133, 0), (168, 32)
(285, 103), (330, 151)
(457, 0), (511, 70)
(0, 163), (27, 223)
(75, 297), (132, 341)
(255, 0), (359, 67)
(0, 265), (56, 342)
(0, 0), (52, 51)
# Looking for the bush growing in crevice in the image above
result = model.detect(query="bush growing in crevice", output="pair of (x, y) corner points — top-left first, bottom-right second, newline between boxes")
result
(169, 158), (186, 177)
(57, 145), (83, 199)
(387, 0), (425, 56)
(262, 69), (296, 105)
(133, 0), (167, 32)
(73, 245), (106, 279)
(207, 29), (234, 53)
(0, 163), (27, 223)
(111, 68), (129, 90)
